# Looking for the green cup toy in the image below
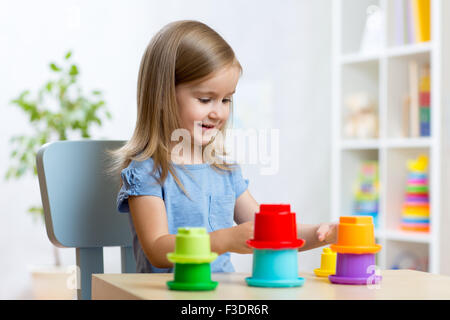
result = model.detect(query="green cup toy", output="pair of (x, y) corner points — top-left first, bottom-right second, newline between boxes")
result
(167, 227), (218, 291)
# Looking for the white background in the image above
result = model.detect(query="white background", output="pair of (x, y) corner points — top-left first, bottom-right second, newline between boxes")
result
(0, 0), (331, 299)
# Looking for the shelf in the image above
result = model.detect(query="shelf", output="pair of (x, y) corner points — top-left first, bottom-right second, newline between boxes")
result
(333, 0), (449, 274)
(375, 229), (383, 239)
(340, 52), (380, 65)
(384, 138), (432, 148)
(339, 138), (432, 150)
(384, 229), (431, 244)
(339, 42), (432, 65)
(387, 42), (433, 58)
(340, 139), (380, 149)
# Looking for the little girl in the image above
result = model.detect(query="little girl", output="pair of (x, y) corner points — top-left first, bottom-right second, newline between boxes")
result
(111, 20), (337, 273)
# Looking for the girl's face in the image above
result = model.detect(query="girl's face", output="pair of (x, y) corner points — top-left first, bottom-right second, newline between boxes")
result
(176, 64), (240, 147)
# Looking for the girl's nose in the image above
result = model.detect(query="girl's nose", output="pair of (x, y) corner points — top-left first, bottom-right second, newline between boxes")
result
(209, 101), (226, 119)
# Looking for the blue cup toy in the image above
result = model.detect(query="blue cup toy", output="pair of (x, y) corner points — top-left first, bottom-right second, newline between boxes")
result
(245, 249), (305, 287)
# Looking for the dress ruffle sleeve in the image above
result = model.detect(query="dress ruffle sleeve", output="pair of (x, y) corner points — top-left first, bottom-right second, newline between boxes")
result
(232, 165), (249, 199)
(117, 160), (163, 213)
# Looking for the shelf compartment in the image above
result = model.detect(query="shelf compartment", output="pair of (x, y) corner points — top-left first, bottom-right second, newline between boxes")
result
(340, 149), (379, 223)
(341, 0), (382, 55)
(341, 60), (380, 140)
(386, 0), (432, 49)
(385, 239), (429, 271)
(385, 147), (431, 232)
(386, 51), (430, 139)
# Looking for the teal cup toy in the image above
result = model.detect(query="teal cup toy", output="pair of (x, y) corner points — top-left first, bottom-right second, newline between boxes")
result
(245, 204), (306, 288)
(246, 249), (305, 287)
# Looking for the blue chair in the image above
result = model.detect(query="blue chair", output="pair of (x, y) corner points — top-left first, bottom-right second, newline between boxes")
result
(36, 140), (136, 300)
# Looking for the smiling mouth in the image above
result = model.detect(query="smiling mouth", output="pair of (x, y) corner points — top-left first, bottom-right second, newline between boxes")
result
(200, 123), (216, 129)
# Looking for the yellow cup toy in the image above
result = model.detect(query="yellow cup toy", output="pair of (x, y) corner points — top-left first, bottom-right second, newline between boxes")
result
(314, 247), (337, 277)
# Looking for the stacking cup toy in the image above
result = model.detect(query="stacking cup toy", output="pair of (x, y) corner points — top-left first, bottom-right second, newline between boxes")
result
(314, 247), (337, 277)
(245, 204), (305, 287)
(167, 227), (218, 291)
(329, 216), (382, 285)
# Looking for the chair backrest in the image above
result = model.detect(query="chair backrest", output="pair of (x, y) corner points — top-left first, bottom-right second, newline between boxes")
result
(36, 140), (136, 300)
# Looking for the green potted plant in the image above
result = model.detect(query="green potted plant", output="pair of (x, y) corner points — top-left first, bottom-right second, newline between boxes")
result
(5, 50), (112, 299)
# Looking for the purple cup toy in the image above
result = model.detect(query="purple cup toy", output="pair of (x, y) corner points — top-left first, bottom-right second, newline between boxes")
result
(329, 253), (381, 285)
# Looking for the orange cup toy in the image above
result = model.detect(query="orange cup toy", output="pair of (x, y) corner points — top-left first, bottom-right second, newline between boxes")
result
(330, 216), (381, 254)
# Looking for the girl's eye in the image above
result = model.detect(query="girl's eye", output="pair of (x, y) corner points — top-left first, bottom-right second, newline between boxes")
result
(222, 98), (232, 104)
(198, 98), (211, 104)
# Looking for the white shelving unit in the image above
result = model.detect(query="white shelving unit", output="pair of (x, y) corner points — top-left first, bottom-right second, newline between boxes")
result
(331, 0), (450, 274)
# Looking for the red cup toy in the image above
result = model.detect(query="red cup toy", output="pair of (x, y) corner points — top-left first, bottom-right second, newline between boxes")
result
(247, 204), (305, 249)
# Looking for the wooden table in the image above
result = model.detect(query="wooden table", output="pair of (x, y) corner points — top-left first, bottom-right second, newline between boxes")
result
(92, 270), (450, 300)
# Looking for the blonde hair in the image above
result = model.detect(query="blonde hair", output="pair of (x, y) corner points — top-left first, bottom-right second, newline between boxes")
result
(108, 20), (242, 195)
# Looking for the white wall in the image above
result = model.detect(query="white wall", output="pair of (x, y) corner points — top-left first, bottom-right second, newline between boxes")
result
(0, 0), (331, 299)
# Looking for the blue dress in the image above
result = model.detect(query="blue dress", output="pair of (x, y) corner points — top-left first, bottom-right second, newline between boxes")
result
(117, 158), (249, 273)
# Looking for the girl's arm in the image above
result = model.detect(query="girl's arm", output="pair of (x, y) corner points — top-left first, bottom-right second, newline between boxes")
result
(128, 195), (254, 268)
(234, 190), (259, 224)
(224, 190), (259, 254)
(128, 195), (175, 268)
(298, 223), (337, 251)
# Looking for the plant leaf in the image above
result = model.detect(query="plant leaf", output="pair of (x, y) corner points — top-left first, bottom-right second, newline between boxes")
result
(5, 167), (15, 180)
(19, 90), (30, 99)
(50, 63), (61, 72)
(45, 81), (53, 92)
(69, 64), (78, 76)
(28, 206), (43, 213)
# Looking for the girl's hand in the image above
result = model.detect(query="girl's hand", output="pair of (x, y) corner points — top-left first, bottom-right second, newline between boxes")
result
(227, 221), (254, 254)
(316, 222), (338, 245)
